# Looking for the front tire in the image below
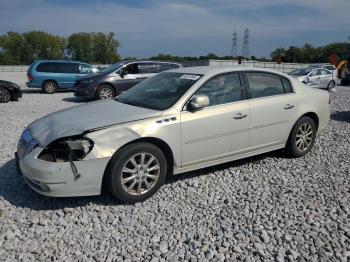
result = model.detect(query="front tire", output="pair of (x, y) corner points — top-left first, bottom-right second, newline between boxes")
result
(96, 85), (115, 100)
(42, 81), (57, 94)
(107, 143), (167, 203)
(286, 116), (316, 158)
(0, 87), (11, 103)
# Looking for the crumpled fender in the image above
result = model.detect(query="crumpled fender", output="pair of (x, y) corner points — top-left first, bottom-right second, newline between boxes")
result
(84, 126), (141, 159)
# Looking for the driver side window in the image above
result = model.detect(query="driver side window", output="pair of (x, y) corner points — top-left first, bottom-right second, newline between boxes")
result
(196, 73), (242, 106)
(310, 69), (320, 77)
(124, 63), (139, 75)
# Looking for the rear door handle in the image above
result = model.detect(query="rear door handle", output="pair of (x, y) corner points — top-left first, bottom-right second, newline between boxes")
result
(233, 113), (247, 120)
(284, 104), (295, 110)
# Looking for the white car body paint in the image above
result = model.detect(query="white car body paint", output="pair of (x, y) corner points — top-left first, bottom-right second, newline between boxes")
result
(18, 67), (330, 197)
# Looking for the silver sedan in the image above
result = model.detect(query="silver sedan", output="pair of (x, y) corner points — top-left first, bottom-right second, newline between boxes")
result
(16, 67), (330, 203)
(288, 68), (337, 90)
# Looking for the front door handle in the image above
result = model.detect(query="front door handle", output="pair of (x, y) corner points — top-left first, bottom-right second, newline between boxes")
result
(233, 113), (247, 120)
(284, 104), (295, 110)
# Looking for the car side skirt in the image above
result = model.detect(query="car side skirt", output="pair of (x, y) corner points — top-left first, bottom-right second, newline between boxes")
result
(173, 143), (285, 175)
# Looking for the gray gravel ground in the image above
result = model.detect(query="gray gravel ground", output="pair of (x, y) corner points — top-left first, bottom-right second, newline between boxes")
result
(0, 86), (349, 261)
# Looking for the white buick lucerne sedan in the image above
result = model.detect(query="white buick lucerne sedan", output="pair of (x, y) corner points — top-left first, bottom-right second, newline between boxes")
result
(16, 67), (330, 203)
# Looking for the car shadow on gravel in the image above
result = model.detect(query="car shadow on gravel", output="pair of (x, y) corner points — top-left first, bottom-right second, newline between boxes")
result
(0, 150), (286, 211)
(0, 159), (123, 211)
(62, 97), (89, 103)
(22, 89), (73, 94)
(166, 149), (287, 183)
(331, 111), (350, 123)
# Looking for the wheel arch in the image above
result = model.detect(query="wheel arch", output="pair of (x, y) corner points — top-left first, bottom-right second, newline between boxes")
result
(42, 79), (59, 88)
(287, 111), (319, 144)
(299, 112), (319, 130)
(101, 136), (174, 193)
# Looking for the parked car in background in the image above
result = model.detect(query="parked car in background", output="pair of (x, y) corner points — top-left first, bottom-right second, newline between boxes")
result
(0, 80), (22, 103)
(26, 60), (99, 94)
(288, 68), (336, 90)
(74, 61), (182, 100)
(307, 64), (338, 80)
(16, 67), (330, 203)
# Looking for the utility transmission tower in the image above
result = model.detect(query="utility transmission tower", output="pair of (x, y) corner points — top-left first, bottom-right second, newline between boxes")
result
(231, 31), (238, 58)
(242, 28), (250, 58)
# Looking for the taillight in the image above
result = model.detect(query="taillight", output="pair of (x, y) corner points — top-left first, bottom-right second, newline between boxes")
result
(27, 72), (33, 81)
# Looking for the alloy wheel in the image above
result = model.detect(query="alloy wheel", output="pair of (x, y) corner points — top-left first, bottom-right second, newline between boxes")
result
(121, 152), (160, 195)
(328, 81), (335, 89)
(99, 87), (113, 99)
(45, 82), (55, 93)
(0, 88), (11, 102)
(295, 123), (313, 151)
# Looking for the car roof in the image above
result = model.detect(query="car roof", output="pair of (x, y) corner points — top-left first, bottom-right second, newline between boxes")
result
(126, 60), (181, 65)
(167, 66), (290, 76)
(34, 60), (84, 64)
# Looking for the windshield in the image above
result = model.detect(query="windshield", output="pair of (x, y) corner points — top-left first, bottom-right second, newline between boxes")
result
(116, 72), (203, 110)
(288, 69), (311, 76)
(100, 62), (126, 73)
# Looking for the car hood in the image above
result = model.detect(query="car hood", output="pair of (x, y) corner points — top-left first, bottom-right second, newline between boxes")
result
(77, 72), (109, 81)
(28, 100), (161, 147)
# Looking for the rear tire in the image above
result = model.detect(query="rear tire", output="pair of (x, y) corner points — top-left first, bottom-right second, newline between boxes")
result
(42, 81), (57, 94)
(96, 85), (115, 100)
(327, 80), (335, 90)
(0, 87), (11, 103)
(286, 116), (316, 158)
(106, 142), (167, 203)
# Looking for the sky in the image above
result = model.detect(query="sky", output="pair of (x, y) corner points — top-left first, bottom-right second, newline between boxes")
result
(0, 0), (349, 58)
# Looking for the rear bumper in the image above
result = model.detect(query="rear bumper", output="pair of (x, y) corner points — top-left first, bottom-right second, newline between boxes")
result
(26, 82), (41, 88)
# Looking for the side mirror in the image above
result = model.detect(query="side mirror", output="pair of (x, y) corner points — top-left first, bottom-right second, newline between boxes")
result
(119, 69), (127, 78)
(187, 95), (210, 112)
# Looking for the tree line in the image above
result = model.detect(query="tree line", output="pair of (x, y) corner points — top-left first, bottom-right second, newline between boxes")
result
(0, 31), (120, 65)
(270, 42), (350, 64)
(0, 30), (349, 65)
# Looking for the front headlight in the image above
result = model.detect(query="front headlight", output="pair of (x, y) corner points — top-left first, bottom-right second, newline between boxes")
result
(81, 79), (94, 84)
(38, 136), (94, 162)
(17, 128), (38, 159)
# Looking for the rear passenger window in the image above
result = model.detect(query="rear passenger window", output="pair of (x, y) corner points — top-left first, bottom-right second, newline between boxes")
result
(36, 62), (57, 73)
(246, 72), (285, 98)
(281, 77), (293, 93)
(197, 73), (242, 106)
(138, 63), (159, 73)
(59, 63), (79, 73)
(36, 62), (79, 73)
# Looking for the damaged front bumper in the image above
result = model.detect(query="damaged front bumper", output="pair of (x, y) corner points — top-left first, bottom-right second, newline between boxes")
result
(17, 147), (110, 197)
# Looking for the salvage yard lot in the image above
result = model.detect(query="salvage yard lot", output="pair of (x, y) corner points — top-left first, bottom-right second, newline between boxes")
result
(0, 84), (349, 261)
